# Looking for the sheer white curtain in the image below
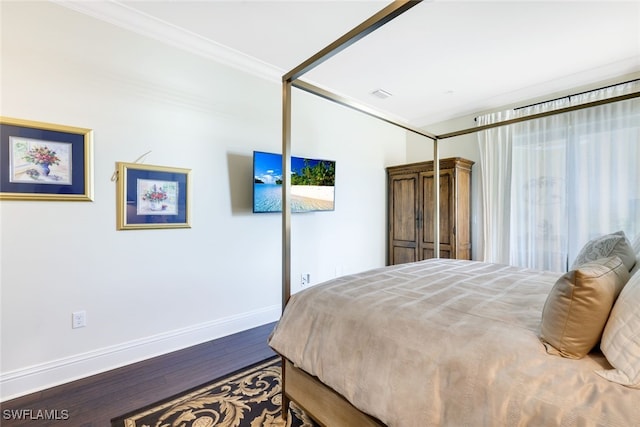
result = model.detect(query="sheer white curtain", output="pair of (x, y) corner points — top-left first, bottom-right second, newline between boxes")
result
(510, 100), (570, 272)
(477, 111), (515, 265)
(566, 83), (640, 261)
(477, 81), (640, 272)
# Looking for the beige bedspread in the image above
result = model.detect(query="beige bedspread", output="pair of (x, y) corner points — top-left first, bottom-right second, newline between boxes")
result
(268, 258), (640, 426)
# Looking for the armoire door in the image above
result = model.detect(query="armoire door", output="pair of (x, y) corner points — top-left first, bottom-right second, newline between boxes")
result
(420, 169), (454, 259)
(388, 172), (419, 265)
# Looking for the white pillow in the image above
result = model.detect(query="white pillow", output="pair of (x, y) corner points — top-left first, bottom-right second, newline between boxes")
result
(596, 272), (640, 388)
(572, 231), (636, 272)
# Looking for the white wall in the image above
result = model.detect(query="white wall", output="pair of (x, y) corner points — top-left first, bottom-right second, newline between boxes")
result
(0, 1), (407, 400)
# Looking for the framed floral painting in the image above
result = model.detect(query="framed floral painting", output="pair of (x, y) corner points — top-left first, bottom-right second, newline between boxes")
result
(116, 162), (191, 230)
(0, 117), (93, 201)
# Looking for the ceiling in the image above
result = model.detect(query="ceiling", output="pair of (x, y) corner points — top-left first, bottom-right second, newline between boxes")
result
(55, 0), (640, 127)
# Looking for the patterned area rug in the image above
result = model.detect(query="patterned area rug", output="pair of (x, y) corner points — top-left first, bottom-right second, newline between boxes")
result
(111, 357), (318, 427)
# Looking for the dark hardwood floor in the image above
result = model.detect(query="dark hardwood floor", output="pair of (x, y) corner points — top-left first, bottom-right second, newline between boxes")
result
(0, 322), (277, 426)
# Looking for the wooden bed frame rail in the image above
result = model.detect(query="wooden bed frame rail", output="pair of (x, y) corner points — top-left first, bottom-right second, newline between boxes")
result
(282, 358), (385, 427)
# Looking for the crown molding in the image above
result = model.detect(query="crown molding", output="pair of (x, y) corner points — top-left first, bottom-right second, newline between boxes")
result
(51, 0), (283, 82)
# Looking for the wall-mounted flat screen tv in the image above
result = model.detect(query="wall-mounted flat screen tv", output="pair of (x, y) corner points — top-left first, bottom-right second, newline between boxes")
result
(253, 151), (336, 213)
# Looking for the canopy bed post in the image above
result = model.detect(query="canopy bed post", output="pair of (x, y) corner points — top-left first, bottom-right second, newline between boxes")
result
(280, 77), (292, 422)
(282, 78), (292, 311)
(433, 138), (440, 258)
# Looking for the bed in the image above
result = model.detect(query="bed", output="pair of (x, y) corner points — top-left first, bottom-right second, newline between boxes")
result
(274, 1), (640, 425)
(269, 233), (640, 426)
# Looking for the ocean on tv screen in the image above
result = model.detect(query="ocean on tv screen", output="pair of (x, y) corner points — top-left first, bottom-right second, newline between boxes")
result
(253, 151), (335, 213)
(253, 183), (334, 213)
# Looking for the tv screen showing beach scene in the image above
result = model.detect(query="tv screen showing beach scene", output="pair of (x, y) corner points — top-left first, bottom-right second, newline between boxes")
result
(253, 151), (336, 213)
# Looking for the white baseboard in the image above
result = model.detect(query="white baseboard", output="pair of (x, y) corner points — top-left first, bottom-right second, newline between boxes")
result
(0, 304), (280, 402)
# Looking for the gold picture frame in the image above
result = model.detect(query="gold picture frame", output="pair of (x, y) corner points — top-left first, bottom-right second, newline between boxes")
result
(116, 162), (191, 230)
(0, 117), (94, 201)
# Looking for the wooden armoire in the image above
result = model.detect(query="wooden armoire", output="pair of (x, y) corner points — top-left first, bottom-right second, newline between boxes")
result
(387, 157), (474, 265)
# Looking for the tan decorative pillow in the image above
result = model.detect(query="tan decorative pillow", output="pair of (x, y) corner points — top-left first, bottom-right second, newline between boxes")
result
(571, 231), (636, 272)
(540, 256), (630, 359)
(596, 272), (640, 388)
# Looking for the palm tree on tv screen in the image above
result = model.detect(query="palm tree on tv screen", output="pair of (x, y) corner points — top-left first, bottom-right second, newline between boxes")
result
(291, 159), (335, 186)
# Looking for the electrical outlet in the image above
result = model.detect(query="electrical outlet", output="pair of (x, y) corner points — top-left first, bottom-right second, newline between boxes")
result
(301, 273), (310, 287)
(72, 310), (87, 329)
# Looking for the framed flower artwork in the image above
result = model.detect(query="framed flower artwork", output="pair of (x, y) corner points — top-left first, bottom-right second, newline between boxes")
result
(116, 162), (191, 230)
(0, 117), (93, 201)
